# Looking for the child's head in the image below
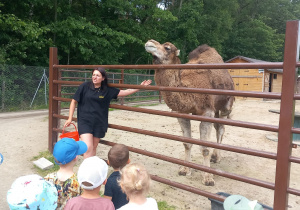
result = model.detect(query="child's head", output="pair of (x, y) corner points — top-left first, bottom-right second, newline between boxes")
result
(119, 163), (151, 198)
(78, 156), (108, 190)
(7, 174), (58, 209)
(108, 144), (129, 170)
(53, 138), (87, 165)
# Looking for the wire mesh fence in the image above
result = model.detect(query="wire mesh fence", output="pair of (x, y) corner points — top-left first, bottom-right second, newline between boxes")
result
(0, 65), (50, 112)
(0, 65), (160, 112)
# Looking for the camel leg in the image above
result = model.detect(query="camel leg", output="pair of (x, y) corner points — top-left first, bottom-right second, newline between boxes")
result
(211, 122), (224, 163)
(211, 112), (225, 163)
(200, 111), (215, 186)
(177, 117), (192, 176)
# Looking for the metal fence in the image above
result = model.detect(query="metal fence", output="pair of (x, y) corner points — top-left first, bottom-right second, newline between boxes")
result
(0, 65), (49, 112)
(49, 20), (300, 210)
(59, 69), (160, 106)
(0, 65), (159, 112)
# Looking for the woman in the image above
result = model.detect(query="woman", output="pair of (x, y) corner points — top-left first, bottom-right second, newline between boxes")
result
(64, 67), (152, 158)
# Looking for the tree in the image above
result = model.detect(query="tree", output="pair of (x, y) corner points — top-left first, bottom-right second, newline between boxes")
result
(0, 11), (50, 65)
(223, 19), (284, 61)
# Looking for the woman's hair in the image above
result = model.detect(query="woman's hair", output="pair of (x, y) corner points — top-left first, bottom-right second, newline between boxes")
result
(118, 163), (151, 198)
(93, 67), (108, 90)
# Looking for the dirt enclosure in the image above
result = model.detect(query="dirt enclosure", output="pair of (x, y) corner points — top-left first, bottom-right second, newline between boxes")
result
(0, 98), (300, 209)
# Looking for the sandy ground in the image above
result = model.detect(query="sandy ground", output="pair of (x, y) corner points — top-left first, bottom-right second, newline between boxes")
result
(0, 99), (300, 209)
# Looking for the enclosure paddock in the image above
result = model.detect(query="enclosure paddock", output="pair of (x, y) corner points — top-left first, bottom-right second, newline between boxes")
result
(49, 20), (300, 210)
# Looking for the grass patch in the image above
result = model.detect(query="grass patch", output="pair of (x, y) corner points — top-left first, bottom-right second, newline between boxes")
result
(157, 201), (176, 210)
(31, 150), (59, 177)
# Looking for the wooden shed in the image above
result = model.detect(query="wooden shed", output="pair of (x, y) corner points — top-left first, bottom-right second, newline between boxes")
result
(263, 69), (283, 93)
(225, 56), (283, 95)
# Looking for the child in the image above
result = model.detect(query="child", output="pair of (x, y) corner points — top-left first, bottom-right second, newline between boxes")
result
(64, 156), (114, 210)
(44, 137), (88, 210)
(7, 174), (58, 209)
(118, 163), (158, 210)
(104, 144), (130, 209)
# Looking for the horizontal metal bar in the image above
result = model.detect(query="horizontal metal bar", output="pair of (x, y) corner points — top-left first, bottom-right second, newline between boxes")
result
(99, 140), (227, 202)
(99, 140), (275, 190)
(287, 187), (300, 196)
(108, 123), (277, 160)
(52, 111), (300, 164)
(104, 140), (276, 190)
(110, 104), (279, 132)
(289, 156), (300, 164)
(54, 62), (284, 70)
(291, 127), (300, 134)
(52, 96), (278, 132)
(231, 76), (263, 78)
(53, 80), (282, 99)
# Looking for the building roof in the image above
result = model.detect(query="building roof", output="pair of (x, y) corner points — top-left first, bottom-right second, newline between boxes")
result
(266, 69), (283, 74)
(226, 56), (283, 73)
(225, 56), (268, 63)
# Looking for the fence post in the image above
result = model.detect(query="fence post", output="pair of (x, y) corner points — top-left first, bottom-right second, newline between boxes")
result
(1, 80), (5, 110)
(120, 69), (124, 105)
(48, 47), (59, 152)
(58, 69), (62, 128)
(273, 20), (300, 210)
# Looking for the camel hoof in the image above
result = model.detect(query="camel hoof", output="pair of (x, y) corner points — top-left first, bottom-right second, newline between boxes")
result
(203, 179), (215, 186)
(178, 166), (191, 176)
(210, 154), (221, 163)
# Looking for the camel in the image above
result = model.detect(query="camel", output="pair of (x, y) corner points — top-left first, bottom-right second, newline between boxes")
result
(145, 39), (235, 186)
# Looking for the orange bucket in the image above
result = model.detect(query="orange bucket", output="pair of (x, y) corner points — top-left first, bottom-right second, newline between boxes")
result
(60, 123), (80, 141)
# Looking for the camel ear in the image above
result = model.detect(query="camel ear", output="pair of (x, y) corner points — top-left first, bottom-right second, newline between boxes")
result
(176, 50), (180, 56)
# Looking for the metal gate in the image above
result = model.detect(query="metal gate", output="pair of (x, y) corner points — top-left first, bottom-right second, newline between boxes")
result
(48, 20), (300, 210)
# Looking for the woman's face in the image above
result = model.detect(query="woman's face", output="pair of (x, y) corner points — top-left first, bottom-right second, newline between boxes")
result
(92, 70), (105, 86)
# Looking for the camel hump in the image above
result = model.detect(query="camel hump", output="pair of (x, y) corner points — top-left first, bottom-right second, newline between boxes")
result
(188, 44), (223, 64)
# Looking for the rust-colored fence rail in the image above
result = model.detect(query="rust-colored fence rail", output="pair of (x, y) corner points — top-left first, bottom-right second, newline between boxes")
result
(58, 69), (161, 105)
(49, 20), (300, 210)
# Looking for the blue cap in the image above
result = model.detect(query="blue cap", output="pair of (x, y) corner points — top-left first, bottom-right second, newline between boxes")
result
(53, 138), (87, 164)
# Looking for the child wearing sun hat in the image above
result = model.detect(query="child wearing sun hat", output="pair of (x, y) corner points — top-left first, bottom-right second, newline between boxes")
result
(7, 174), (58, 209)
(44, 137), (88, 210)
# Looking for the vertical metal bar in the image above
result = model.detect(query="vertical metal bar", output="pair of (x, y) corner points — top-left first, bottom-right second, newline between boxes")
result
(120, 69), (124, 105)
(48, 47), (59, 152)
(58, 68), (62, 128)
(274, 20), (300, 210)
(44, 69), (47, 105)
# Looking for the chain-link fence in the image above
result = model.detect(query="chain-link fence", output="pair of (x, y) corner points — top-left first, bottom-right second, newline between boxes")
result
(0, 65), (160, 112)
(0, 65), (50, 112)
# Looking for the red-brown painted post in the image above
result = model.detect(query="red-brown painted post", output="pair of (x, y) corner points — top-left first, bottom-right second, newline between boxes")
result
(274, 20), (300, 210)
(120, 69), (124, 105)
(48, 47), (59, 152)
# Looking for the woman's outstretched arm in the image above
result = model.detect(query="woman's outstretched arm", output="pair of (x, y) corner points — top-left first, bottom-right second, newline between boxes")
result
(118, 79), (152, 97)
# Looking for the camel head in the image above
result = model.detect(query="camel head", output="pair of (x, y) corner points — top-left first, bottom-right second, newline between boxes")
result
(145, 39), (181, 65)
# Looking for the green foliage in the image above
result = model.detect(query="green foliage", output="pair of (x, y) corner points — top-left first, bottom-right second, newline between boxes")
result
(0, 12), (50, 65)
(223, 19), (284, 61)
(1, 0), (300, 66)
(50, 16), (139, 65)
(157, 201), (176, 210)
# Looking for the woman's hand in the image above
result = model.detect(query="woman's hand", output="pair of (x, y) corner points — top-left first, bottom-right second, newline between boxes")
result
(118, 80), (152, 97)
(140, 79), (152, 86)
(64, 119), (72, 127)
